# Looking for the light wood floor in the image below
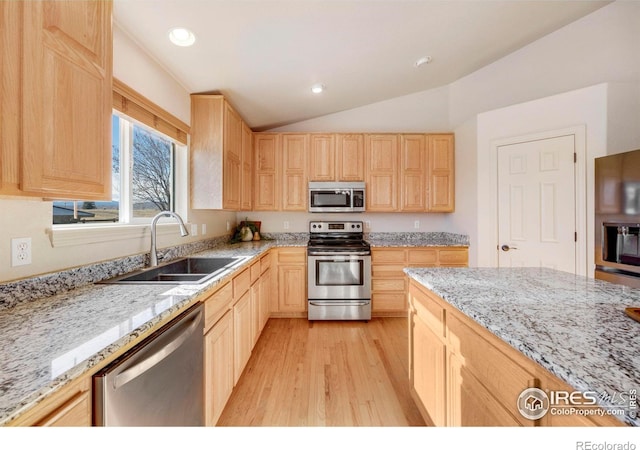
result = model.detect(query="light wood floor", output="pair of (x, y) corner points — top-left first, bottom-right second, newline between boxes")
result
(217, 317), (426, 427)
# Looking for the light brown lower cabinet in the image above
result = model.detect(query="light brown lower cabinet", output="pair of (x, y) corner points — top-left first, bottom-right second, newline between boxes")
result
(8, 376), (92, 426)
(204, 309), (234, 426)
(272, 247), (307, 317)
(203, 254), (274, 426)
(372, 247), (468, 316)
(408, 279), (625, 427)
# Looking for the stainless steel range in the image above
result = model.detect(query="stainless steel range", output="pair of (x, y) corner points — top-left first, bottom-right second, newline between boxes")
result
(307, 220), (371, 321)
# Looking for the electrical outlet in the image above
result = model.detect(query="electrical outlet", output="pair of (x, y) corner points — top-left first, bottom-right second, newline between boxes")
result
(201, 224), (207, 235)
(226, 221), (230, 231)
(414, 220), (420, 229)
(283, 221), (290, 230)
(365, 221), (371, 230)
(190, 224), (198, 236)
(11, 237), (32, 267)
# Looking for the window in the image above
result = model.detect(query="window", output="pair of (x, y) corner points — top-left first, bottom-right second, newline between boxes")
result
(52, 113), (176, 225)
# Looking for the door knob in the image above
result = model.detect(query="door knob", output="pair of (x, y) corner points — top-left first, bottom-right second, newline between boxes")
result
(501, 245), (518, 252)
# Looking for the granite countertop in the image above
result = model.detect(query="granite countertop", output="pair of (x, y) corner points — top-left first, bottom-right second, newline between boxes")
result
(0, 231), (465, 425)
(404, 267), (640, 426)
(0, 239), (287, 426)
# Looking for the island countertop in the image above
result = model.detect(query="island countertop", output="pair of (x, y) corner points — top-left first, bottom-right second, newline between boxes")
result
(404, 267), (640, 427)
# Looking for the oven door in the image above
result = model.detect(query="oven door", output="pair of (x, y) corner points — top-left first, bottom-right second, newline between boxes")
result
(307, 254), (371, 320)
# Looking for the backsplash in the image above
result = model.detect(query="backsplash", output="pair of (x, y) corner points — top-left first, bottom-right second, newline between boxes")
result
(0, 235), (231, 311)
(366, 232), (470, 246)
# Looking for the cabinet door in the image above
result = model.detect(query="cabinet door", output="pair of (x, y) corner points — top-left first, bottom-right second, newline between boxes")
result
(204, 311), (233, 426)
(309, 134), (335, 181)
(254, 134), (280, 210)
(428, 134), (455, 212)
(259, 267), (271, 332)
(411, 310), (446, 426)
(223, 103), (242, 210)
(337, 134), (364, 181)
(400, 134), (427, 211)
(22, 0), (112, 199)
(448, 353), (522, 426)
(233, 290), (252, 385)
(0, 1), (22, 195)
(282, 134), (308, 211)
(277, 249), (307, 313)
(365, 134), (398, 211)
(250, 280), (260, 346)
(241, 122), (253, 211)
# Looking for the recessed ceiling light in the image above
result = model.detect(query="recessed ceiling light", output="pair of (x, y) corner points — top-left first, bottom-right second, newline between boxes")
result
(168, 27), (196, 47)
(414, 56), (432, 68)
(311, 84), (325, 94)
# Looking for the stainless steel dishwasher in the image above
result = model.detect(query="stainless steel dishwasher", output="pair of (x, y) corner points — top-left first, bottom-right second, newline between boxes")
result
(93, 303), (204, 426)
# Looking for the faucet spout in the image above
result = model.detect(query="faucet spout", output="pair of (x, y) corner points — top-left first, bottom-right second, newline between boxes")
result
(149, 211), (189, 267)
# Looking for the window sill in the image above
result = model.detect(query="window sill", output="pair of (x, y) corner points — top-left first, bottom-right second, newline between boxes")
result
(48, 223), (189, 248)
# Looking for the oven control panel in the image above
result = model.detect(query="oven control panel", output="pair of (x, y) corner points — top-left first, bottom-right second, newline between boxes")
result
(309, 221), (363, 233)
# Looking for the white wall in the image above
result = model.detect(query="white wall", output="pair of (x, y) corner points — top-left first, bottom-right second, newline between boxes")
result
(265, 0), (640, 268)
(270, 85), (450, 133)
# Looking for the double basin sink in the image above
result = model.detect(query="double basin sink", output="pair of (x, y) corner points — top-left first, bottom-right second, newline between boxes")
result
(101, 256), (248, 285)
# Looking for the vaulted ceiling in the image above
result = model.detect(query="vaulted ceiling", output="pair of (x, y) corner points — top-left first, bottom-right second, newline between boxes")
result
(114, 0), (610, 130)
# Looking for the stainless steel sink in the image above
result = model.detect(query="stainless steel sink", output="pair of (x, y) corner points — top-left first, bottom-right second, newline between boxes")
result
(99, 256), (247, 285)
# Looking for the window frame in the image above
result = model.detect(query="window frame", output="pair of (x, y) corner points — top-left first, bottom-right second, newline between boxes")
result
(50, 80), (191, 247)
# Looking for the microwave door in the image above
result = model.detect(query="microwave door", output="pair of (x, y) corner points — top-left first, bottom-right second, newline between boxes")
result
(310, 190), (351, 210)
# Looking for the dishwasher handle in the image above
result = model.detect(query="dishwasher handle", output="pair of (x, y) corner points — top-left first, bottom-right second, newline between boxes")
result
(113, 308), (202, 390)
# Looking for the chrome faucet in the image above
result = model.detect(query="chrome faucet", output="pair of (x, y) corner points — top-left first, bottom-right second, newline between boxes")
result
(149, 211), (189, 267)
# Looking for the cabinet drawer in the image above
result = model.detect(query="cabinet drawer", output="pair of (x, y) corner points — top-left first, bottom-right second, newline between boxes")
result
(372, 292), (406, 311)
(438, 249), (468, 265)
(372, 278), (405, 292)
(408, 249), (438, 265)
(448, 355), (525, 426)
(410, 284), (445, 336)
(372, 249), (406, 263)
(260, 253), (272, 273)
(233, 267), (251, 297)
(447, 313), (535, 425)
(204, 282), (233, 330)
(277, 248), (306, 264)
(372, 264), (405, 278)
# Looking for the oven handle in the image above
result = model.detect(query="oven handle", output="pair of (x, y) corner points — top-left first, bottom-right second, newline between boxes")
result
(309, 301), (370, 307)
(307, 251), (371, 256)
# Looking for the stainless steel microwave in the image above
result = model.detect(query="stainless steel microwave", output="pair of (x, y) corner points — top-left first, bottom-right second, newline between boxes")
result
(308, 182), (365, 213)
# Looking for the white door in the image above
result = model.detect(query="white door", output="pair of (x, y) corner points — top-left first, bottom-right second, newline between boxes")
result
(497, 135), (576, 273)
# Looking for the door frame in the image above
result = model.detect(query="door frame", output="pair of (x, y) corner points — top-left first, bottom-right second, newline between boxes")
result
(489, 125), (587, 276)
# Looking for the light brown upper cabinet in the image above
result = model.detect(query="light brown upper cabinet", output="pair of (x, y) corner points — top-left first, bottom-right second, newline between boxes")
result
(365, 134), (399, 212)
(1, 0), (113, 199)
(254, 133), (281, 211)
(308, 134), (336, 181)
(428, 134), (455, 212)
(253, 133), (308, 211)
(308, 134), (364, 182)
(336, 134), (365, 181)
(190, 94), (252, 210)
(252, 131), (454, 212)
(367, 133), (455, 213)
(281, 134), (308, 211)
(241, 122), (253, 211)
(400, 134), (427, 211)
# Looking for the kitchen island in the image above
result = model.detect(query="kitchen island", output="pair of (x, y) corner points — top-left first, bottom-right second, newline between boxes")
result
(404, 267), (640, 426)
